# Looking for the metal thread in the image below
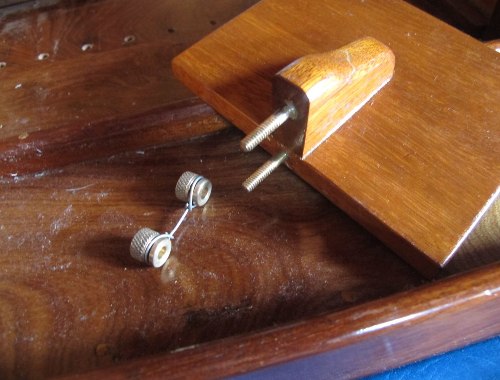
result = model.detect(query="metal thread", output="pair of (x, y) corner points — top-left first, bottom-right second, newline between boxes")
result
(240, 104), (296, 152)
(242, 151), (288, 192)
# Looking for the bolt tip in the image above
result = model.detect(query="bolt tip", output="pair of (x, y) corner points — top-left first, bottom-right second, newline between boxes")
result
(241, 181), (254, 192)
(240, 140), (253, 152)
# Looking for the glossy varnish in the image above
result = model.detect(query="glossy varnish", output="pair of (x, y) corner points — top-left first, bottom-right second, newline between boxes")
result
(0, 0), (258, 176)
(65, 262), (500, 380)
(0, 1), (498, 379)
(272, 37), (395, 157)
(0, 129), (425, 379)
(173, 0), (500, 275)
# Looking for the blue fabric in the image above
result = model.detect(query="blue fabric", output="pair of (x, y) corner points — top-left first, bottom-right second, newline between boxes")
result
(366, 335), (500, 380)
(233, 335), (500, 380)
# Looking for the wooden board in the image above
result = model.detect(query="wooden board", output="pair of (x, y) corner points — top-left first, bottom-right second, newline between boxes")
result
(0, 127), (426, 379)
(0, 0), (258, 176)
(63, 262), (500, 380)
(1, 125), (498, 380)
(172, 0), (500, 276)
(0, 1), (499, 379)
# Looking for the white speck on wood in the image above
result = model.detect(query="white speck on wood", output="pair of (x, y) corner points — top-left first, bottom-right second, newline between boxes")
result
(66, 183), (95, 193)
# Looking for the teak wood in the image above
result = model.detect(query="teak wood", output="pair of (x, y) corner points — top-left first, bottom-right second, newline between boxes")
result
(486, 38), (500, 51)
(0, 1), (499, 379)
(172, 0), (500, 276)
(0, 128), (425, 379)
(1, 127), (498, 380)
(0, 0), (258, 177)
(63, 262), (500, 380)
(271, 37), (395, 158)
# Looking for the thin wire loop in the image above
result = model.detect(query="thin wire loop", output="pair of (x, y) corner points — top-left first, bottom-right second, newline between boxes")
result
(164, 175), (204, 240)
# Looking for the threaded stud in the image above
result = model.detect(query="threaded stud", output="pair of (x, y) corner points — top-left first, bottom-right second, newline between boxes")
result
(240, 103), (297, 152)
(242, 151), (288, 192)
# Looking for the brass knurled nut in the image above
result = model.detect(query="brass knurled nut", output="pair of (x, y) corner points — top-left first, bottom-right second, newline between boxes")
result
(175, 171), (212, 207)
(175, 171), (199, 202)
(130, 227), (159, 263)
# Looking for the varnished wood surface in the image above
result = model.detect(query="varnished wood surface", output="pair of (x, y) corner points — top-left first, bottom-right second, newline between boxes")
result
(172, 0), (500, 275)
(0, 127), (496, 380)
(64, 262), (500, 380)
(0, 126), (496, 380)
(0, 0), (255, 69)
(0, 129), (425, 379)
(272, 37), (395, 158)
(0, 1), (499, 379)
(445, 196), (500, 274)
(486, 38), (500, 51)
(0, 0), (258, 176)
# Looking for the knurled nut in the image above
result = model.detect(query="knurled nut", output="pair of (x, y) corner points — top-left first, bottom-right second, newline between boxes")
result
(175, 171), (199, 202)
(130, 227), (159, 263)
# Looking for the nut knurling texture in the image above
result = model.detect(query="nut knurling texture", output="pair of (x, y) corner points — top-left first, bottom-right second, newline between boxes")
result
(175, 171), (198, 202)
(130, 227), (159, 262)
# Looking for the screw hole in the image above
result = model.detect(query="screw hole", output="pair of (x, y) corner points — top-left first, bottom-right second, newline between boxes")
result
(210, 20), (217, 25)
(0, 62), (6, 69)
(81, 43), (94, 52)
(123, 35), (136, 44)
(157, 246), (168, 260)
(167, 28), (175, 34)
(37, 53), (49, 61)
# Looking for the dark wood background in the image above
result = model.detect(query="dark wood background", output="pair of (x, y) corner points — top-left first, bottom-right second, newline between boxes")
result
(0, 1), (498, 379)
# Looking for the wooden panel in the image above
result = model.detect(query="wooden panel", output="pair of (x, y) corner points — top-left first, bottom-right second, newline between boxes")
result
(62, 263), (500, 380)
(1, 126), (496, 380)
(486, 38), (500, 50)
(0, 129), (425, 379)
(0, 2), (498, 379)
(445, 197), (500, 273)
(172, 0), (500, 275)
(0, 0), (257, 69)
(0, 0), (258, 176)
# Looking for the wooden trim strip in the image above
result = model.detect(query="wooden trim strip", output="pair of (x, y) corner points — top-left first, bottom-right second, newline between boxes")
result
(0, 99), (227, 178)
(61, 262), (500, 379)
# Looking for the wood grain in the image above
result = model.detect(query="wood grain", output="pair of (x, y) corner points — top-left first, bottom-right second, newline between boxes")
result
(62, 262), (500, 380)
(0, 0), (257, 70)
(0, 128), (424, 379)
(172, 0), (500, 276)
(446, 196), (500, 274)
(272, 37), (395, 157)
(0, 0), (258, 176)
(486, 38), (500, 51)
(0, 1), (498, 379)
